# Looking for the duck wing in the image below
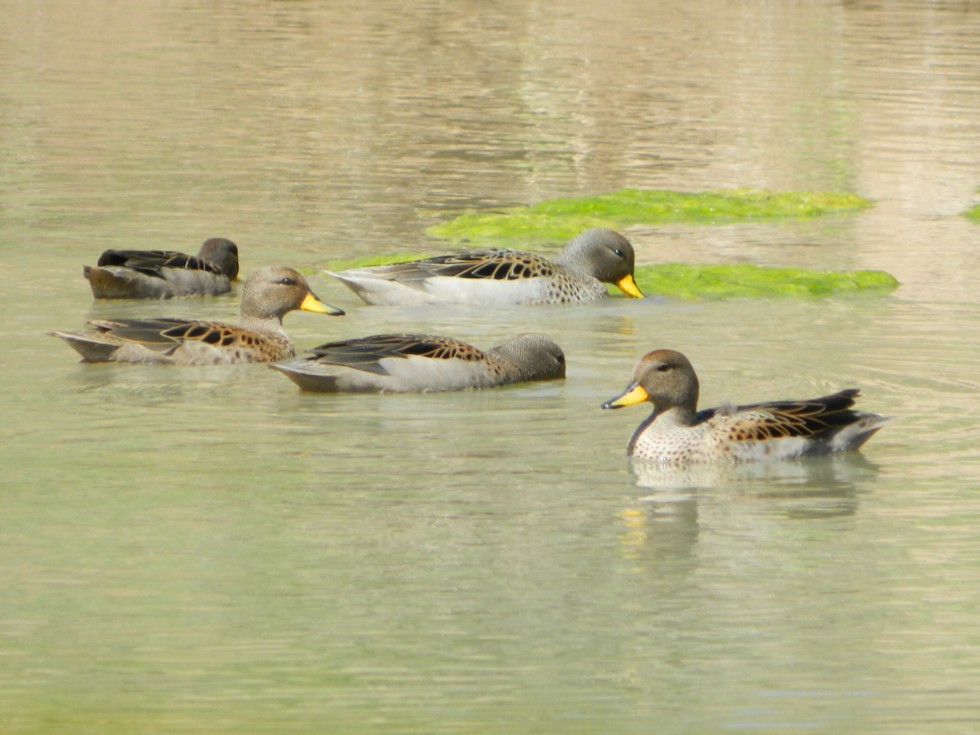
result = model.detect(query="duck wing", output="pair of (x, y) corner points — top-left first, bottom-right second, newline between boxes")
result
(716, 389), (866, 441)
(375, 251), (556, 282)
(87, 317), (243, 352)
(96, 249), (223, 278)
(306, 334), (484, 375)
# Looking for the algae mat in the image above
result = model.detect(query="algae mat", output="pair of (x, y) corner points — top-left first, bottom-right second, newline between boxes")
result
(633, 263), (896, 299)
(426, 188), (873, 245)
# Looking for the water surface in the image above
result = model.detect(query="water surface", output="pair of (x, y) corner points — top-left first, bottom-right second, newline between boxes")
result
(2, 1), (980, 733)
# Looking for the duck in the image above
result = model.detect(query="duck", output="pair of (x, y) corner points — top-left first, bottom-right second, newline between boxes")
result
(271, 333), (566, 392)
(52, 266), (344, 365)
(84, 237), (240, 299)
(327, 228), (644, 305)
(601, 349), (889, 464)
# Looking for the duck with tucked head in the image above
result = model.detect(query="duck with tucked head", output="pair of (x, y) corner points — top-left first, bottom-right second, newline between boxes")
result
(272, 333), (565, 393)
(328, 228), (644, 306)
(84, 237), (240, 299)
(52, 266), (343, 365)
(602, 349), (889, 464)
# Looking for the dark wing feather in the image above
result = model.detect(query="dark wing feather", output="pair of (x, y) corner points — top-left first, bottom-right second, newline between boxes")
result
(306, 334), (483, 375)
(377, 251), (555, 282)
(725, 389), (864, 441)
(695, 407), (718, 424)
(96, 249), (223, 278)
(88, 317), (232, 351)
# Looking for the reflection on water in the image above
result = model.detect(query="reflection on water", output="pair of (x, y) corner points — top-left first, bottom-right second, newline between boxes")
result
(631, 454), (874, 512)
(619, 456), (871, 571)
(3, 0), (980, 732)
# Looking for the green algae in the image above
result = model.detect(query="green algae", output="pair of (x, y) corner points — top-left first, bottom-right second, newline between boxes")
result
(964, 203), (980, 221)
(631, 263), (898, 300)
(426, 188), (873, 245)
(321, 254), (898, 300)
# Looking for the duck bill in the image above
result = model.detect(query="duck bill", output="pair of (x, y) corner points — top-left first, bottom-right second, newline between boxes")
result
(601, 382), (649, 409)
(615, 274), (644, 299)
(301, 293), (345, 316)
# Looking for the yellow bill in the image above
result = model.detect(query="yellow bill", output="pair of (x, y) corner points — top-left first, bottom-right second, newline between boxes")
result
(615, 274), (644, 299)
(601, 383), (649, 410)
(301, 293), (345, 316)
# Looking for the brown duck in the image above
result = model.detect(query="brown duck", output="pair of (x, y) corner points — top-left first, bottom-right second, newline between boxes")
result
(602, 349), (889, 464)
(52, 266), (343, 365)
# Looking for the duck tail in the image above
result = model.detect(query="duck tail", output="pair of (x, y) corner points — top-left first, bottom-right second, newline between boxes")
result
(269, 362), (342, 392)
(49, 330), (121, 362)
(831, 413), (893, 452)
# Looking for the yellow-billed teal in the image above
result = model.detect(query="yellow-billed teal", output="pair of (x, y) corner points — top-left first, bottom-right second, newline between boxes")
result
(84, 237), (240, 299)
(272, 333), (566, 392)
(53, 266), (343, 365)
(328, 228), (644, 305)
(602, 349), (889, 464)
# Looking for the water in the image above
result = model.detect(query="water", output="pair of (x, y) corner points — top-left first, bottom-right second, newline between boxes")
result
(2, 0), (980, 732)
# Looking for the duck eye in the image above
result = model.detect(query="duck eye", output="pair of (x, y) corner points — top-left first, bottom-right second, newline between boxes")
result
(613, 248), (623, 257)
(278, 277), (296, 286)
(656, 363), (670, 372)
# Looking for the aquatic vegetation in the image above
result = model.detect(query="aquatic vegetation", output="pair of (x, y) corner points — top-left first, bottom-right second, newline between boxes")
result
(964, 203), (980, 221)
(631, 263), (898, 299)
(321, 255), (898, 300)
(426, 188), (873, 245)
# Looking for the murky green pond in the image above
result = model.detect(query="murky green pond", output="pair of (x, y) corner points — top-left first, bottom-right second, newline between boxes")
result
(3, 1), (980, 733)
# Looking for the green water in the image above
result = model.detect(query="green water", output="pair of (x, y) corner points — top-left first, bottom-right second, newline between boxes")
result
(2, 1), (980, 733)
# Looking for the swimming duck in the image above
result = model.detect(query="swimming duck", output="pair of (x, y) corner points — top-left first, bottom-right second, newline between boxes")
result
(52, 266), (343, 365)
(84, 237), (240, 299)
(327, 228), (644, 305)
(602, 349), (889, 463)
(271, 333), (566, 392)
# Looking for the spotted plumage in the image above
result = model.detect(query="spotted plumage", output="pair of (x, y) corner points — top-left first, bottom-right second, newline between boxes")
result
(271, 333), (566, 392)
(327, 228), (644, 305)
(84, 237), (240, 299)
(602, 349), (889, 464)
(51, 266), (344, 365)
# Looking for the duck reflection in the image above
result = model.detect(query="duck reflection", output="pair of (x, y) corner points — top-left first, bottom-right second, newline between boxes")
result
(632, 454), (877, 517)
(617, 455), (882, 568)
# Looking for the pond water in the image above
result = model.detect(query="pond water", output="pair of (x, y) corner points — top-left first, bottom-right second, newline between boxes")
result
(2, 0), (980, 733)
